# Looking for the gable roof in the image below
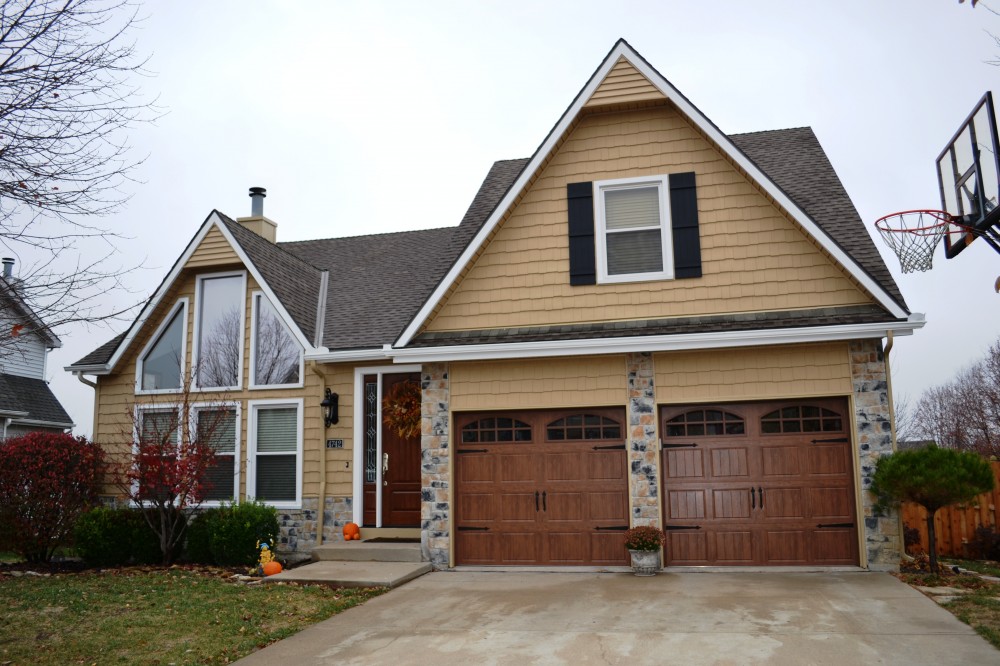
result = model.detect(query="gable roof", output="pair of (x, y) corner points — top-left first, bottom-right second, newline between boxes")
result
(0, 277), (60, 348)
(395, 39), (911, 348)
(0, 373), (73, 426)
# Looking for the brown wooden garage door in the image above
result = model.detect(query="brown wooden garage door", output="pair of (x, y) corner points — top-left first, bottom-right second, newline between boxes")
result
(455, 409), (629, 566)
(660, 399), (859, 566)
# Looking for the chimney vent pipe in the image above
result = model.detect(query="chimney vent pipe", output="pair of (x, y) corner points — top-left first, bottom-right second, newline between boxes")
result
(249, 187), (266, 217)
(1, 258), (13, 279)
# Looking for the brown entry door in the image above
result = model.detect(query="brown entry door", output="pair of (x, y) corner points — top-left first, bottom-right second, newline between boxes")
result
(380, 373), (422, 527)
(661, 399), (858, 566)
(455, 409), (629, 566)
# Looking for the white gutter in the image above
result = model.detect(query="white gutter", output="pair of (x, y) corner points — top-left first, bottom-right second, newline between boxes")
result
(388, 315), (926, 364)
(304, 348), (394, 363)
(11, 418), (75, 428)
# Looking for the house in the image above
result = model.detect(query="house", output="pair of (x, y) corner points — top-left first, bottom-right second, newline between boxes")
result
(1, 258), (74, 439)
(67, 40), (923, 571)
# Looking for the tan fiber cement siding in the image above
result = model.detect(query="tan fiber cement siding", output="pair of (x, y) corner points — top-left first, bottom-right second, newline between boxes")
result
(424, 106), (871, 333)
(450, 355), (627, 411)
(93, 266), (325, 502)
(185, 225), (240, 268)
(654, 343), (853, 404)
(584, 57), (666, 108)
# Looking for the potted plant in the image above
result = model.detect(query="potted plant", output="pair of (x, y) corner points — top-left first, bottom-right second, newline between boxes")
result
(624, 525), (665, 576)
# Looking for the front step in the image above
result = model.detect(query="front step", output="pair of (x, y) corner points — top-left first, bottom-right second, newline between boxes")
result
(312, 541), (423, 563)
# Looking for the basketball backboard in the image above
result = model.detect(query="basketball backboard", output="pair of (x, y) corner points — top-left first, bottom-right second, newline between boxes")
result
(937, 91), (1000, 258)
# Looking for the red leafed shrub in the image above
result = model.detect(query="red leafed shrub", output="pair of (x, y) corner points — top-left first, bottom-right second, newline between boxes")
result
(0, 432), (104, 562)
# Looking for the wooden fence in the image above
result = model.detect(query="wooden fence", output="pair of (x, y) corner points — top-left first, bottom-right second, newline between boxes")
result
(900, 462), (1000, 558)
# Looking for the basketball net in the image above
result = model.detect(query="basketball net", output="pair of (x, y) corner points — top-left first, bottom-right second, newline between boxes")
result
(874, 210), (952, 273)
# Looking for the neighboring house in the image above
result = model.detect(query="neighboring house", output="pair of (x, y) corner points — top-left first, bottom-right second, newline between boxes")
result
(66, 40), (924, 571)
(1, 258), (74, 439)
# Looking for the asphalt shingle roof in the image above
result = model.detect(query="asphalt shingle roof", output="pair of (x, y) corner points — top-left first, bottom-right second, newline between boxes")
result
(69, 127), (907, 363)
(0, 373), (73, 425)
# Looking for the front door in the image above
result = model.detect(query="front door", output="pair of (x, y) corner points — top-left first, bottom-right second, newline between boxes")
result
(362, 372), (421, 528)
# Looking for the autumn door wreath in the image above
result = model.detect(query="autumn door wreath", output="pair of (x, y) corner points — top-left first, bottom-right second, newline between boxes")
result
(382, 380), (422, 439)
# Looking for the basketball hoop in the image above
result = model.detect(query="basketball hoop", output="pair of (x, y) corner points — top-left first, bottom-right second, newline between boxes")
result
(874, 209), (955, 273)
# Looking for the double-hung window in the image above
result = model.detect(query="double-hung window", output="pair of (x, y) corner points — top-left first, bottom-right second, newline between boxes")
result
(136, 406), (181, 501)
(192, 405), (240, 504)
(248, 399), (302, 508)
(594, 175), (674, 283)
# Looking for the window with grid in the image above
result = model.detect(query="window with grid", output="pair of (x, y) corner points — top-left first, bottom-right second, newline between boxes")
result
(760, 406), (843, 434)
(138, 409), (179, 500)
(665, 410), (745, 437)
(546, 414), (621, 441)
(196, 408), (238, 502)
(461, 417), (532, 443)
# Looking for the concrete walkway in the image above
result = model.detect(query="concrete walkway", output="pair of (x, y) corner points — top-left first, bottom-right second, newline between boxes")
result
(236, 571), (998, 665)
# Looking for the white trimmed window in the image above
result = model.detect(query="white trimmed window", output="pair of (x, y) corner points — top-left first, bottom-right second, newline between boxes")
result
(135, 406), (181, 501)
(594, 175), (674, 283)
(136, 299), (188, 393)
(249, 292), (303, 389)
(193, 271), (246, 390)
(192, 404), (240, 505)
(247, 399), (302, 508)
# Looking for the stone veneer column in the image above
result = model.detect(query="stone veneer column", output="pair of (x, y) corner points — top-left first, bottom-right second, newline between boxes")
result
(849, 339), (900, 571)
(626, 352), (661, 526)
(421, 363), (451, 569)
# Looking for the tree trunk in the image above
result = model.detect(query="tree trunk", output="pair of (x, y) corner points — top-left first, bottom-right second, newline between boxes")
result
(926, 509), (939, 574)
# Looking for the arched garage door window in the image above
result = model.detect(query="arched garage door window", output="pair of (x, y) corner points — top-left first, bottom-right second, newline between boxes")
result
(665, 410), (745, 437)
(760, 405), (843, 434)
(546, 414), (622, 441)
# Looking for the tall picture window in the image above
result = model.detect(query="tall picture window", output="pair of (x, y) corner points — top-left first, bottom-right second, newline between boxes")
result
(251, 292), (302, 387)
(248, 400), (302, 508)
(195, 273), (245, 389)
(138, 300), (187, 392)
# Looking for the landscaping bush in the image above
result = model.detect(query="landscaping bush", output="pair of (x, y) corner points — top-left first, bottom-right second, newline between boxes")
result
(184, 508), (221, 564)
(74, 507), (181, 566)
(187, 502), (279, 566)
(0, 432), (104, 562)
(969, 526), (1000, 561)
(903, 524), (922, 554)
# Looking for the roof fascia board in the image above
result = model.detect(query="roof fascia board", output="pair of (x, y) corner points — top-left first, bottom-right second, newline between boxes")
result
(0, 409), (30, 418)
(212, 218), (318, 353)
(389, 315), (925, 364)
(394, 44), (626, 349)
(97, 212), (221, 373)
(395, 41), (905, 348)
(621, 48), (907, 318)
(12, 417), (75, 428)
(304, 347), (392, 363)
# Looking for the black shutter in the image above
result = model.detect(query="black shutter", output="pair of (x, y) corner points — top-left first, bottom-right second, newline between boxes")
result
(669, 172), (702, 279)
(567, 182), (596, 285)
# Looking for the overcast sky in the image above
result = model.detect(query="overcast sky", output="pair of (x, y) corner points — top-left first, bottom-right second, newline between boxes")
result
(29, 0), (1000, 437)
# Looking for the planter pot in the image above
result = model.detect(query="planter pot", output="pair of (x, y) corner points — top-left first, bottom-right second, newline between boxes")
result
(628, 549), (661, 576)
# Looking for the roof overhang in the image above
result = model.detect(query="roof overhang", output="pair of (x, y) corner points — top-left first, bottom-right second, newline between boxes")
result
(395, 39), (909, 349)
(388, 314), (925, 364)
(65, 211), (320, 375)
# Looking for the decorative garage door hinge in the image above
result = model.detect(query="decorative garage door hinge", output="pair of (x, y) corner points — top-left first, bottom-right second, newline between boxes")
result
(663, 524), (702, 530)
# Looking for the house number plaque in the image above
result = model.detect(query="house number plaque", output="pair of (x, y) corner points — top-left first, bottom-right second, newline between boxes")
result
(326, 439), (344, 449)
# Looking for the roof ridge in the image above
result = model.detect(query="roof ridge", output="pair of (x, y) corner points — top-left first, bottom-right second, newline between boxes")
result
(279, 225), (455, 246)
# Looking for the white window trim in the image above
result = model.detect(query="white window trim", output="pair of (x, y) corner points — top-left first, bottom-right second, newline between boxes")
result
(593, 174), (675, 284)
(132, 404), (183, 505)
(191, 270), (247, 392)
(190, 401), (242, 507)
(247, 398), (303, 510)
(248, 290), (304, 390)
(135, 298), (189, 395)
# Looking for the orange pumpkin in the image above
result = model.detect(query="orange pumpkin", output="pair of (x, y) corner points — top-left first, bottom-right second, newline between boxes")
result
(262, 561), (283, 576)
(343, 522), (360, 540)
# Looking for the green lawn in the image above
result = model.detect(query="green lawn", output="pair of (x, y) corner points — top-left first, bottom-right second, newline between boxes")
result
(0, 567), (385, 665)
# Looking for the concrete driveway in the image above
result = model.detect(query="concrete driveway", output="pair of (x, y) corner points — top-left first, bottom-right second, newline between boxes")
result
(235, 571), (997, 665)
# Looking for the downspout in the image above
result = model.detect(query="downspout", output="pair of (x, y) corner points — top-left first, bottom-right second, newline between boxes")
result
(884, 331), (897, 451)
(310, 361), (328, 546)
(76, 372), (100, 441)
(2, 417), (9, 440)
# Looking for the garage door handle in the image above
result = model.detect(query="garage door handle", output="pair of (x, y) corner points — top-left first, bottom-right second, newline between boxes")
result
(758, 486), (764, 509)
(535, 491), (539, 511)
(542, 491), (547, 511)
(817, 522), (854, 529)
(750, 488), (755, 509)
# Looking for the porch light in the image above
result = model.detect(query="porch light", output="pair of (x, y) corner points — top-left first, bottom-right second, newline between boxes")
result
(321, 388), (339, 427)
